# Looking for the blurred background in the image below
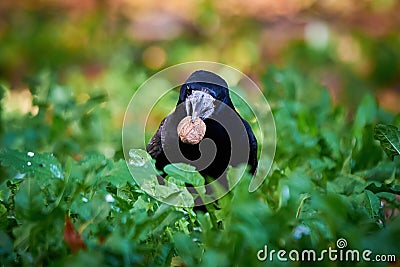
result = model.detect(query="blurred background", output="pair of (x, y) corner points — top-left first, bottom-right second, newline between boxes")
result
(1, 0), (400, 158)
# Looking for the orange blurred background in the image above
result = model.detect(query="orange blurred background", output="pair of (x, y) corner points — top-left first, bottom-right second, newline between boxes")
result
(1, 0), (399, 112)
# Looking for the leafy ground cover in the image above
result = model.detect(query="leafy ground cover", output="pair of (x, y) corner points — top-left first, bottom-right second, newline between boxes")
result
(0, 67), (399, 266)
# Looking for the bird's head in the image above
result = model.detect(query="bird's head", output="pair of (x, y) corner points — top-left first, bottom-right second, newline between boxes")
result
(178, 70), (234, 122)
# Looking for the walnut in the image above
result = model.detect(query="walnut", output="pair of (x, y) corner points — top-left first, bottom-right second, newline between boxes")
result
(177, 116), (206, 145)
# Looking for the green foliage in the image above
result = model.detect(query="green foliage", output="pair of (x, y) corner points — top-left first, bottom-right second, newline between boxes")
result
(374, 124), (400, 160)
(1, 68), (400, 266)
(2, 72), (113, 161)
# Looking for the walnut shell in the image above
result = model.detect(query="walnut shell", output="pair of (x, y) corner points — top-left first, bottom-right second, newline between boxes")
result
(177, 116), (206, 145)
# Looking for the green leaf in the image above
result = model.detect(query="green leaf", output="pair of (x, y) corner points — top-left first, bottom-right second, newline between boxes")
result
(173, 232), (202, 266)
(0, 231), (13, 262)
(227, 164), (247, 189)
(374, 124), (400, 160)
(353, 94), (377, 138)
(365, 182), (400, 194)
(321, 130), (341, 159)
(155, 183), (195, 207)
(70, 193), (110, 222)
(164, 163), (205, 187)
(363, 190), (381, 220)
(0, 204), (7, 225)
(58, 250), (105, 267)
(363, 160), (398, 182)
(101, 159), (133, 188)
(200, 250), (229, 267)
(0, 149), (63, 180)
(14, 179), (46, 221)
(0, 231), (13, 256)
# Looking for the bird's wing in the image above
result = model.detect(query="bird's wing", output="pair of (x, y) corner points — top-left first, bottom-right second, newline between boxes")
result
(146, 116), (167, 159)
(241, 118), (258, 173)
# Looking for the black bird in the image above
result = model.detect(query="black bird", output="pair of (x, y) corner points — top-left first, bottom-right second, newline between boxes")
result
(146, 70), (258, 187)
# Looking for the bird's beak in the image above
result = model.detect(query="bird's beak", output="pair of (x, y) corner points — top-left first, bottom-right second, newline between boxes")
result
(191, 94), (204, 122)
(185, 90), (215, 122)
(191, 112), (198, 123)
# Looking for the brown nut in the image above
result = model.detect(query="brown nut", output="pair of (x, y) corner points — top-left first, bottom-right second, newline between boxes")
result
(177, 116), (206, 145)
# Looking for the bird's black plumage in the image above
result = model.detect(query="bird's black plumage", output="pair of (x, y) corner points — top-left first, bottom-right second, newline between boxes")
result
(147, 70), (258, 184)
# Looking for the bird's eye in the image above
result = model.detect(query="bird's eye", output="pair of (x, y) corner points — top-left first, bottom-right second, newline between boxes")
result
(186, 85), (192, 95)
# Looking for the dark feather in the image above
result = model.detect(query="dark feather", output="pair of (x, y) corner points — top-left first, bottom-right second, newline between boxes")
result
(146, 117), (165, 159)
